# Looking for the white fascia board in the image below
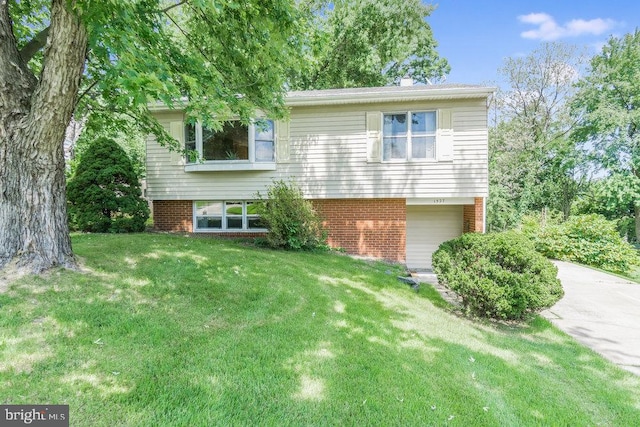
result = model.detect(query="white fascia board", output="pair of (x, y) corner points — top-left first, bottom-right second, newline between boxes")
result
(285, 87), (496, 107)
(148, 87), (497, 111)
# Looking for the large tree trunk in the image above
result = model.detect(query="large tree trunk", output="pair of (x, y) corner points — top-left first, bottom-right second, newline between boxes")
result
(0, 0), (87, 273)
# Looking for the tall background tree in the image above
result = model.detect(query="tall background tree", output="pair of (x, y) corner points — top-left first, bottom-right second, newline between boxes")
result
(573, 174), (639, 242)
(571, 30), (640, 242)
(0, 0), (305, 273)
(488, 43), (587, 230)
(290, 0), (450, 89)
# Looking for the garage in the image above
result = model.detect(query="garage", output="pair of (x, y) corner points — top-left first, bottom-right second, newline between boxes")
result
(406, 205), (464, 270)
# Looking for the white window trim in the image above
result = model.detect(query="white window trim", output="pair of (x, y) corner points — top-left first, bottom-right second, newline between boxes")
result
(382, 110), (438, 163)
(193, 200), (267, 233)
(185, 120), (276, 172)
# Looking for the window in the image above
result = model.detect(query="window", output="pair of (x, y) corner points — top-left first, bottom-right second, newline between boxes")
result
(194, 201), (265, 232)
(254, 121), (275, 162)
(383, 111), (436, 161)
(185, 119), (274, 164)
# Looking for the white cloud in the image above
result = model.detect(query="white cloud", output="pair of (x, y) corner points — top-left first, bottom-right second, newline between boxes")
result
(518, 13), (618, 41)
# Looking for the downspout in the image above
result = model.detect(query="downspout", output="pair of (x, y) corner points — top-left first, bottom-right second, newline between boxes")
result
(483, 197), (487, 233)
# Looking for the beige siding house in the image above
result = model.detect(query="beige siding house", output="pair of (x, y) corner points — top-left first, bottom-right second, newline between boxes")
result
(146, 83), (494, 269)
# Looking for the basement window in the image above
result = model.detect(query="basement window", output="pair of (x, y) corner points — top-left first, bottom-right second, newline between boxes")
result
(193, 201), (266, 232)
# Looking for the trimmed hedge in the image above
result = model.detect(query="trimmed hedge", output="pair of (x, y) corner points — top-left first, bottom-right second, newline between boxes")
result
(432, 231), (563, 320)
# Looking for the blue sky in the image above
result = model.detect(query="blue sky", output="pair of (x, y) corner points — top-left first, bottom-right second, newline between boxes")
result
(427, 0), (640, 86)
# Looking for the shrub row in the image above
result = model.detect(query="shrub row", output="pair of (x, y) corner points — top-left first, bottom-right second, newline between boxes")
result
(520, 214), (639, 273)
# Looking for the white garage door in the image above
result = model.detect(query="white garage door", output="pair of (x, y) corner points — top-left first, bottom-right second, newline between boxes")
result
(406, 205), (463, 270)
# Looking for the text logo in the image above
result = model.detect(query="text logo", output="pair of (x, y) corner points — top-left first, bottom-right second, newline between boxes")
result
(1, 405), (68, 427)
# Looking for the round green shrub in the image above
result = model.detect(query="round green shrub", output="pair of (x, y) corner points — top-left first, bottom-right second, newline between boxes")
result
(255, 180), (327, 251)
(67, 137), (149, 233)
(521, 213), (639, 273)
(432, 231), (563, 320)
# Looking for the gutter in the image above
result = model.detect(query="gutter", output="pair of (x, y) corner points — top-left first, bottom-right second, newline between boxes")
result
(285, 86), (496, 107)
(148, 86), (496, 112)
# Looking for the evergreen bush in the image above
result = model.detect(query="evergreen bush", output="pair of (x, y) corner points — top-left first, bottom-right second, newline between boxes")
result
(67, 137), (149, 232)
(432, 231), (563, 320)
(256, 180), (327, 250)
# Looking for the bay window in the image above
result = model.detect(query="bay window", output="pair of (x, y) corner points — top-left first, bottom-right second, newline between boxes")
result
(185, 119), (275, 166)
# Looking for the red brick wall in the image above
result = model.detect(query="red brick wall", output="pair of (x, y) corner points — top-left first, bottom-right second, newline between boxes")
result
(154, 198), (407, 261)
(312, 199), (406, 262)
(153, 200), (192, 232)
(154, 197), (481, 259)
(463, 197), (484, 233)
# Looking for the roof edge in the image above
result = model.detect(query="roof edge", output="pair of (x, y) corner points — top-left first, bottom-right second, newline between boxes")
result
(147, 84), (497, 112)
(285, 86), (496, 106)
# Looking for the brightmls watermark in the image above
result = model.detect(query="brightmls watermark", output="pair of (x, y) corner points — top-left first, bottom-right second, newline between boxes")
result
(1, 405), (68, 426)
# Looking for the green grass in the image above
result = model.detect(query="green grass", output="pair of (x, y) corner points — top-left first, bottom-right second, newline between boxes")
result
(625, 264), (640, 283)
(1, 233), (639, 426)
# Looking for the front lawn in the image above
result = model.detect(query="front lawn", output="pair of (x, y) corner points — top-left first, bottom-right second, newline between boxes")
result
(1, 234), (639, 425)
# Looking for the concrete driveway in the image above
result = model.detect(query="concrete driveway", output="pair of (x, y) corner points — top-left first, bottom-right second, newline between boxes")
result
(542, 261), (640, 376)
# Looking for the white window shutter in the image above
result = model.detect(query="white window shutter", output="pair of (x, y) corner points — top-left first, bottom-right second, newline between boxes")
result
(169, 121), (184, 144)
(437, 109), (454, 161)
(169, 121), (186, 165)
(276, 119), (290, 162)
(366, 112), (382, 162)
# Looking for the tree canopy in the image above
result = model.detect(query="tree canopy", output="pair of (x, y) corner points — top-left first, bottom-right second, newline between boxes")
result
(571, 30), (640, 241)
(290, 0), (450, 89)
(37, 0), (304, 136)
(487, 43), (587, 230)
(486, 34), (640, 243)
(573, 174), (639, 242)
